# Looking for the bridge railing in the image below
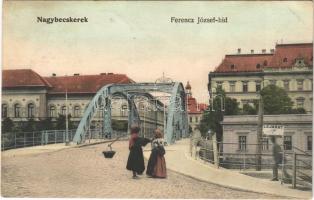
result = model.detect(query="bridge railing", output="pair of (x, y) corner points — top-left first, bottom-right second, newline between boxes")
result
(1, 129), (127, 151)
(191, 138), (312, 190)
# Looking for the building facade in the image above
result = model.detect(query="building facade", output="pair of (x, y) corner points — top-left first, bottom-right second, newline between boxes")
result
(185, 81), (208, 131)
(208, 43), (313, 113)
(2, 69), (164, 135)
(222, 114), (312, 155)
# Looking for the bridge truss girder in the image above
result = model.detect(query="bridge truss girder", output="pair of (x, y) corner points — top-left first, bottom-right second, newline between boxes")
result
(72, 82), (188, 144)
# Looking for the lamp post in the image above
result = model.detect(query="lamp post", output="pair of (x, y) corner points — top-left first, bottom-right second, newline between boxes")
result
(256, 91), (263, 171)
(65, 75), (69, 146)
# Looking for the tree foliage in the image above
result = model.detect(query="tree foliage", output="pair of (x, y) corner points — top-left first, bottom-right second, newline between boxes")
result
(24, 118), (36, 132)
(2, 117), (14, 133)
(199, 87), (240, 142)
(56, 114), (73, 130)
(260, 85), (304, 114)
(38, 117), (54, 130)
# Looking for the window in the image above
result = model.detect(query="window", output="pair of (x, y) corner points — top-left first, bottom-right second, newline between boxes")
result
(230, 64), (235, 70)
(283, 58), (288, 62)
(189, 117), (193, 123)
(256, 64), (261, 69)
(121, 104), (128, 116)
(242, 82), (248, 93)
(49, 106), (56, 117)
(14, 104), (21, 118)
(74, 106), (80, 117)
(284, 136), (292, 150)
(27, 103), (35, 118)
(229, 81), (236, 92)
(283, 80), (290, 91)
(307, 136), (312, 151)
(61, 106), (66, 115)
(195, 117), (198, 123)
(297, 80), (303, 91)
(262, 138), (269, 150)
(270, 80), (276, 85)
(2, 104), (8, 118)
(216, 81), (223, 90)
(263, 60), (268, 66)
(256, 81), (261, 92)
(296, 97), (305, 108)
(239, 136), (247, 151)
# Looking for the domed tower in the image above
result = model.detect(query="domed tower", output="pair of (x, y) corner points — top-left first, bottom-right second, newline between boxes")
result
(185, 81), (192, 96)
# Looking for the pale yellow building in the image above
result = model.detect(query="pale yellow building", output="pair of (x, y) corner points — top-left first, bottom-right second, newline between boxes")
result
(208, 43), (313, 113)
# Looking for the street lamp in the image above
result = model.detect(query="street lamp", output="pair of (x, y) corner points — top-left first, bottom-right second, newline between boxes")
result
(256, 79), (265, 171)
(65, 75), (69, 146)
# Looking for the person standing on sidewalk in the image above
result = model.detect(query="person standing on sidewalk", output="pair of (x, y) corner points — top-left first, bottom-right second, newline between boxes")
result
(270, 136), (281, 181)
(146, 129), (167, 178)
(126, 125), (151, 179)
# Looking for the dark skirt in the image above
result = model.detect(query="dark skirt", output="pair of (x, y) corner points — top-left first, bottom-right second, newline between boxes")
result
(126, 137), (150, 174)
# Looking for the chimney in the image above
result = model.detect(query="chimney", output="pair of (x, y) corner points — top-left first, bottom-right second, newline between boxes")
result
(251, 49), (254, 54)
(270, 49), (275, 53)
(237, 48), (241, 54)
(100, 73), (107, 75)
(74, 73), (80, 76)
(52, 73), (56, 77)
(262, 49), (266, 54)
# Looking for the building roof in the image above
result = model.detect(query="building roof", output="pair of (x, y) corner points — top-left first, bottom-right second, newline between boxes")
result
(269, 43), (313, 68)
(214, 54), (273, 73)
(2, 69), (52, 88)
(45, 73), (134, 94)
(187, 96), (208, 114)
(213, 43), (313, 73)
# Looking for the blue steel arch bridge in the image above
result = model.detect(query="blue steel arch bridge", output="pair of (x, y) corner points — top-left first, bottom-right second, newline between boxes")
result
(72, 82), (189, 145)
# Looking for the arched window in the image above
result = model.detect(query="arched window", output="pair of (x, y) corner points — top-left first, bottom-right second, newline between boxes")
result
(2, 104), (8, 118)
(61, 106), (66, 116)
(283, 58), (288, 62)
(14, 103), (21, 118)
(49, 105), (56, 117)
(74, 106), (80, 117)
(27, 103), (35, 118)
(256, 64), (261, 69)
(263, 60), (268, 66)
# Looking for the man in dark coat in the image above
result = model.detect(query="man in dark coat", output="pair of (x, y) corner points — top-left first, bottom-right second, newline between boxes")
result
(270, 136), (281, 181)
(126, 126), (150, 179)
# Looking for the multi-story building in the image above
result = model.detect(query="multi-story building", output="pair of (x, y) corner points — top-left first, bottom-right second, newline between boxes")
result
(185, 82), (208, 131)
(208, 43), (313, 113)
(2, 69), (164, 135)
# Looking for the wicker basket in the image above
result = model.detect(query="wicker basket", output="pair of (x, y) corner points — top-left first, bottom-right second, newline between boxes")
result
(102, 150), (116, 158)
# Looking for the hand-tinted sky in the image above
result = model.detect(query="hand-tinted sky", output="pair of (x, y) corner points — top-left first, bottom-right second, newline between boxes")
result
(3, 1), (313, 102)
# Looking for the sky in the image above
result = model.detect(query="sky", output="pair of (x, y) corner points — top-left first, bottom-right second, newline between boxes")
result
(2, 1), (313, 103)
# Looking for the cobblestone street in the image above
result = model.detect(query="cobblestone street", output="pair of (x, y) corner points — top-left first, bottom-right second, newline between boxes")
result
(2, 141), (286, 198)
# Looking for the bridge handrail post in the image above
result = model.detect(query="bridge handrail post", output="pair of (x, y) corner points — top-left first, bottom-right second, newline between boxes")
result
(292, 152), (297, 189)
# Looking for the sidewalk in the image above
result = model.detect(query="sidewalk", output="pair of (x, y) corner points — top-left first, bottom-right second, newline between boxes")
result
(143, 139), (312, 199)
(1, 139), (114, 158)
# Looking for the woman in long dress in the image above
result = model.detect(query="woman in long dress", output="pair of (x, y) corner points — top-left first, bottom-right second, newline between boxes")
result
(126, 125), (151, 179)
(146, 129), (167, 178)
